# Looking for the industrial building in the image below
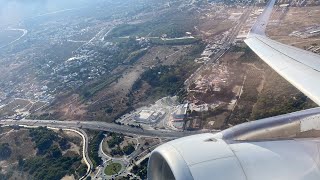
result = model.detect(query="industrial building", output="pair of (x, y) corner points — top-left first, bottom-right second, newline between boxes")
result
(134, 109), (165, 124)
(172, 103), (188, 122)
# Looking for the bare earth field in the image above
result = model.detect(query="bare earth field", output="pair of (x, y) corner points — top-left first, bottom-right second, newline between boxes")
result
(268, 6), (320, 49)
(185, 5), (320, 130)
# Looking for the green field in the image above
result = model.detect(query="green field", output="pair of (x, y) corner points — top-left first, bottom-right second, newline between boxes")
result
(149, 37), (200, 45)
(104, 162), (122, 175)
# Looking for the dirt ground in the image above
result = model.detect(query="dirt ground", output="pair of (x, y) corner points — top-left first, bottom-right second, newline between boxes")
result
(267, 6), (320, 48)
(186, 5), (320, 129)
(189, 38), (317, 129)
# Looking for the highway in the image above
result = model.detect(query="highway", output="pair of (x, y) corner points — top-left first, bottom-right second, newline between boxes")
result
(0, 119), (215, 138)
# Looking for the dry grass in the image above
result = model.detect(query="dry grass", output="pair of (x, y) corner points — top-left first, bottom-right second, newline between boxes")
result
(268, 7), (320, 35)
(0, 99), (32, 116)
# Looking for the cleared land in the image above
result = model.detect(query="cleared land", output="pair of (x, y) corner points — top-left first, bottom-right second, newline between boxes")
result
(187, 41), (317, 130)
(267, 6), (320, 49)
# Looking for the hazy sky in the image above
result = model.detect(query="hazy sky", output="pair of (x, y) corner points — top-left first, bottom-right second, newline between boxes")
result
(0, 0), (91, 26)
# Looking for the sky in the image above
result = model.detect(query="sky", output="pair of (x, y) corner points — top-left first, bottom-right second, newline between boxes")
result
(0, 0), (91, 27)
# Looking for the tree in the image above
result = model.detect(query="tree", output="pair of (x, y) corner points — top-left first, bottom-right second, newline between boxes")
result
(0, 143), (11, 160)
(29, 127), (58, 154)
(123, 144), (135, 155)
(48, 145), (62, 158)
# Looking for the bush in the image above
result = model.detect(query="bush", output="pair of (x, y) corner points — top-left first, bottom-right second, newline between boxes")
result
(131, 158), (149, 179)
(88, 132), (105, 167)
(47, 145), (62, 158)
(107, 133), (124, 148)
(29, 127), (58, 154)
(123, 144), (135, 155)
(23, 156), (81, 180)
(111, 146), (124, 156)
(0, 143), (11, 160)
(22, 127), (84, 180)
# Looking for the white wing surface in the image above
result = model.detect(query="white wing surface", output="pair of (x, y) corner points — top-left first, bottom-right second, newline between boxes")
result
(245, 0), (320, 105)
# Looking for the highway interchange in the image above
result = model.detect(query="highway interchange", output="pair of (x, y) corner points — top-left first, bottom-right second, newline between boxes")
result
(0, 119), (216, 179)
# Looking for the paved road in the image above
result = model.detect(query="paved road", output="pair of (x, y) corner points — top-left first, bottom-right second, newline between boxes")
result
(75, 128), (93, 180)
(0, 119), (216, 138)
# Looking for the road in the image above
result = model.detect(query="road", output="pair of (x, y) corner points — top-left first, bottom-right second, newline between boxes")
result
(0, 28), (28, 49)
(0, 119), (215, 138)
(72, 128), (93, 180)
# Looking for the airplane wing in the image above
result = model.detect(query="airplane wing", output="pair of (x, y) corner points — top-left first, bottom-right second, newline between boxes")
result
(245, 0), (320, 105)
(147, 0), (320, 180)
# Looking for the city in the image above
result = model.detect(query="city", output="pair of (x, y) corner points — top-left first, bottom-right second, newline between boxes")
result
(0, 0), (319, 179)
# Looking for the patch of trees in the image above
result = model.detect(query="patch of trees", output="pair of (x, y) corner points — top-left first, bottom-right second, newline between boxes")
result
(114, 37), (143, 63)
(28, 113), (52, 120)
(21, 127), (85, 180)
(108, 9), (199, 38)
(124, 48), (148, 64)
(0, 171), (12, 180)
(107, 133), (136, 156)
(128, 124), (142, 129)
(131, 42), (205, 103)
(123, 144), (135, 155)
(29, 127), (58, 154)
(108, 24), (141, 38)
(21, 156), (81, 180)
(150, 37), (200, 45)
(0, 143), (11, 160)
(132, 65), (184, 96)
(131, 158), (149, 179)
(88, 131), (105, 167)
(252, 93), (316, 120)
(105, 106), (113, 114)
(107, 133), (124, 148)
(47, 145), (62, 158)
(77, 164), (88, 178)
(59, 137), (71, 150)
(110, 146), (124, 156)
